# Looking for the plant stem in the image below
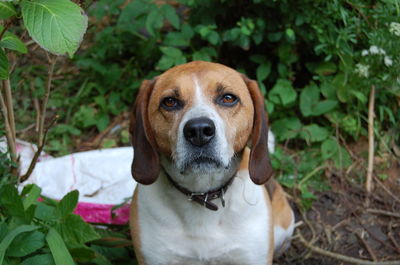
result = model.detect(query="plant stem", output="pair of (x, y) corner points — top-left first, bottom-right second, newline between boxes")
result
(3, 79), (16, 143)
(366, 85), (375, 194)
(20, 116), (58, 183)
(38, 55), (57, 146)
(0, 88), (16, 160)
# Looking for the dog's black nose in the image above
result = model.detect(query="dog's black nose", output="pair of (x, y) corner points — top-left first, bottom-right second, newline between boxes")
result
(184, 117), (215, 147)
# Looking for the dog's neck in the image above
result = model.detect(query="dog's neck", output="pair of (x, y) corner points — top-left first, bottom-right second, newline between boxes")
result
(160, 155), (240, 193)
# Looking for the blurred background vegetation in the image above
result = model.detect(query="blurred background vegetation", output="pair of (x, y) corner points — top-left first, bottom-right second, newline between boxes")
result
(1, 0), (400, 264)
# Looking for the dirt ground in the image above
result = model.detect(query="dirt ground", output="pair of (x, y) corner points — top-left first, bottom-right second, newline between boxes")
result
(276, 160), (400, 265)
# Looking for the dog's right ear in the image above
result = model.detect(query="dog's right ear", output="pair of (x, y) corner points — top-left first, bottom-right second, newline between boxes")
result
(130, 78), (160, 185)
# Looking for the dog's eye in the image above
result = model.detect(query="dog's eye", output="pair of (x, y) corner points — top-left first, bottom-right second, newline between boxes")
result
(218, 94), (238, 107)
(161, 97), (182, 110)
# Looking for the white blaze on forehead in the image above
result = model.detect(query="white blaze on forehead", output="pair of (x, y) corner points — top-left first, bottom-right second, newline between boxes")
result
(193, 75), (207, 106)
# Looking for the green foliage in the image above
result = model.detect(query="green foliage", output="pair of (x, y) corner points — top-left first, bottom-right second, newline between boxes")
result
(9, 0), (392, 202)
(20, 0), (88, 57)
(0, 0), (87, 81)
(0, 184), (134, 265)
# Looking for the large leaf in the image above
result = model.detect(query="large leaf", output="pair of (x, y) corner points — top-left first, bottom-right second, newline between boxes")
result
(269, 79), (297, 106)
(0, 225), (38, 264)
(55, 214), (100, 245)
(300, 83), (319, 117)
(0, 2), (16, 19)
(21, 0), (88, 57)
(21, 254), (55, 265)
(0, 49), (9, 80)
(46, 228), (75, 265)
(6, 231), (45, 257)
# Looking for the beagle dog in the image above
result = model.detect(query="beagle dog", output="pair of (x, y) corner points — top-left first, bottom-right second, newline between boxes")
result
(129, 61), (294, 265)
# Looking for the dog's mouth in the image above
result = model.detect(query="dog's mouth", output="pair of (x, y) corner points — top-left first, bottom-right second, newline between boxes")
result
(180, 155), (223, 173)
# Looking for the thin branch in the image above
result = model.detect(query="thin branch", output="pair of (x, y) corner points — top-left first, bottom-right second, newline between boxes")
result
(20, 115), (58, 183)
(38, 55), (57, 146)
(0, 88), (16, 161)
(297, 230), (400, 265)
(366, 85), (375, 194)
(30, 80), (41, 132)
(3, 79), (16, 142)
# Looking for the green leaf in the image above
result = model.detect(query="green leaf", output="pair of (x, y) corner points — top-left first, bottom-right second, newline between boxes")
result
(21, 254), (55, 265)
(161, 4), (180, 29)
(300, 83), (319, 117)
(321, 139), (338, 159)
(56, 190), (79, 219)
(0, 2), (16, 19)
(7, 231), (45, 257)
(332, 146), (352, 169)
(145, 8), (163, 36)
(300, 124), (329, 143)
(314, 61), (337, 76)
(272, 117), (302, 141)
(192, 47), (217, 61)
(21, 0), (88, 57)
(269, 79), (297, 106)
(22, 184), (42, 210)
(55, 214), (100, 245)
(0, 49), (9, 80)
(312, 100), (338, 115)
(46, 228), (75, 265)
(0, 184), (25, 220)
(0, 30), (28, 54)
(0, 225), (38, 264)
(160, 46), (182, 58)
(256, 61), (271, 82)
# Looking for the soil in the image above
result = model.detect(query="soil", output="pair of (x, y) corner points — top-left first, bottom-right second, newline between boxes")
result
(276, 159), (400, 265)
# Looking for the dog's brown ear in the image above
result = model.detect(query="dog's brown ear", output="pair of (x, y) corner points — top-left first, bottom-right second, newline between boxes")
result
(242, 76), (273, 185)
(130, 79), (160, 185)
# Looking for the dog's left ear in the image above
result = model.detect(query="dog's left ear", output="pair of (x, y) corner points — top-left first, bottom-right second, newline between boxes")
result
(130, 78), (160, 185)
(242, 76), (273, 185)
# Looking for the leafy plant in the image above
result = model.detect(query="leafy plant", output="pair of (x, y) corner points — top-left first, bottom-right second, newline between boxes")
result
(0, 184), (134, 265)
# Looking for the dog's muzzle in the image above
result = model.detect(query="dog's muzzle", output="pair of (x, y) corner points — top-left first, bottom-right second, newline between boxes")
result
(183, 117), (215, 147)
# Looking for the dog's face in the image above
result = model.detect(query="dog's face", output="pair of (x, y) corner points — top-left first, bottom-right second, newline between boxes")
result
(148, 63), (254, 176)
(131, 61), (272, 187)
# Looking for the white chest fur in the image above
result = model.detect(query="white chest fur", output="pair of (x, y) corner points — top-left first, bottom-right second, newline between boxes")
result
(135, 171), (272, 265)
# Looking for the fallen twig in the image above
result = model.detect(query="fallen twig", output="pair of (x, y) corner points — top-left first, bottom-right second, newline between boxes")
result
(356, 231), (377, 261)
(367, 208), (400, 219)
(374, 175), (400, 204)
(297, 230), (400, 265)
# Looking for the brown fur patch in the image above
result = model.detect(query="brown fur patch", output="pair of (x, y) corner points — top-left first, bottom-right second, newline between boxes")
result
(270, 179), (293, 230)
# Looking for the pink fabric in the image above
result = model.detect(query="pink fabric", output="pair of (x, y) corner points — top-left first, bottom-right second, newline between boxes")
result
(74, 202), (131, 225)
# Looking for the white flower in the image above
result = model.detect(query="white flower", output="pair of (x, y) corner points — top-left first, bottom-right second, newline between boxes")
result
(355, 63), (370, 78)
(389, 22), (400, 36)
(361, 50), (369, 56)
(369, 45), (386, 55)
(384, 56), (393, 67)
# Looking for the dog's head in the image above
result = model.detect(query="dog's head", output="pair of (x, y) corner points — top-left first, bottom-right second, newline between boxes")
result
(130, 61), (272, 188)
